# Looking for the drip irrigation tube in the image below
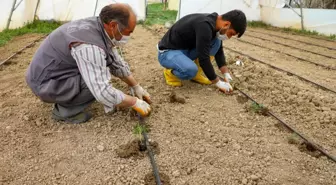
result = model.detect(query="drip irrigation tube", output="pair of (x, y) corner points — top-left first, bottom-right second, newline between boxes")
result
(131, 91), (162, 185)
(218, 75), (336, 163)
(235, 39), (335, 70)
(247, 30), (336, 51)
(245, 33), (336, 60)
(224, 46), (336, 95)
(0, 35), (47, 66)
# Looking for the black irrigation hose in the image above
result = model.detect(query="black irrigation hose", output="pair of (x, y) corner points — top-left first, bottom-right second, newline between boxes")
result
(219, 75), (336, 162)
(235, 39), (335, 70)
(224, 46), (336, 95)
(247, 30), (336, 51)
(131, 91), (162, 185)
(0, 34), (47, 66)
(245, 33), (336, 60)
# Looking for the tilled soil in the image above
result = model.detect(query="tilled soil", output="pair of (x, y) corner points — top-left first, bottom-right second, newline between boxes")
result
(0, 33), (44, 62)
(239, 35), (336, 69)
(0, 27), (335, 185)
(244, 31), (336, 59)
(224, 39), (336, 92)
(247, 28), (336, 50)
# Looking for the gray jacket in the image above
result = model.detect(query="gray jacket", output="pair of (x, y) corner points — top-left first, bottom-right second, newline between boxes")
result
(25, 17), (127, 103)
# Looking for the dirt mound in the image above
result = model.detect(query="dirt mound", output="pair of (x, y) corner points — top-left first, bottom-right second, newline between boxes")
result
(169, 91), (186, 104)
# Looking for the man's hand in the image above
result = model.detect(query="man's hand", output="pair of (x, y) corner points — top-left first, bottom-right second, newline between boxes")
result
(219, 66), (232, 82)
(130, 84), (152, 104)
(132, 98), (151, 117)
(215, 80), (233, 94)
(224, 73), (233, 82)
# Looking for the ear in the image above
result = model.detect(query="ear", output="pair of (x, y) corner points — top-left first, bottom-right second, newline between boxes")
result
(223, 21), (231, 29)
(109, 21), (118, 29)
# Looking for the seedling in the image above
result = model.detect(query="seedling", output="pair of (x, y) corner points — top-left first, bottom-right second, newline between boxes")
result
(133, 123), (148, 151)
(250, 102), (269, 116)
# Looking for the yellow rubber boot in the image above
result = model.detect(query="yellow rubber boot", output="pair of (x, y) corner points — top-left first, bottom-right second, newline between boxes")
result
(191, 59), (212, 85)
(210, 56), (215, 62)
(163, 69), (182, 87)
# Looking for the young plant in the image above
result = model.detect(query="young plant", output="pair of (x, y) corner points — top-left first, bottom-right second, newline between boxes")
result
(133, 123), (148, 142)
(250, 102), (269, 116)
(133, 123), (148, 151)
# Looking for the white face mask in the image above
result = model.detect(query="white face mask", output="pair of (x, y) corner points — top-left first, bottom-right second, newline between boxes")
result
(110, 24), (130, 46)
(217, 32), (229, 41)
(216, 26), (229, 41)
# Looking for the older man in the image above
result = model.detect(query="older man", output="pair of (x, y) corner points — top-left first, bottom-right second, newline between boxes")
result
(25, 3), (151, 124)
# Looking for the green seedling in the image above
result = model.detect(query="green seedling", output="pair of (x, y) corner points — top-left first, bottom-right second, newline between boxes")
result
(133, 123), (148, 142)
(287, 133), (302, 145)
(133, 123), (148, 151)
(250, 102), (269, 116)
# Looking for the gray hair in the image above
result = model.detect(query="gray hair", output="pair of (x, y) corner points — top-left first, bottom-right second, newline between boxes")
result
(99, 4), (132, 30)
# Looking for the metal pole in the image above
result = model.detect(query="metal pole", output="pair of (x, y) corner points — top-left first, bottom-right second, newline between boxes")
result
(178, 0), (182, 19)
(14, 0), (24, 10)
(299, 0), (304, 30)
(6, 0), (17, 29)
(33, 0), (40, 21)
(93, 0), (99, 16)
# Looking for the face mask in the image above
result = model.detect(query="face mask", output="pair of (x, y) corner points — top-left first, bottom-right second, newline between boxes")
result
(217, 32), (229, 41)
(110, 24), (130, 46)
(216, 26), (229, 41)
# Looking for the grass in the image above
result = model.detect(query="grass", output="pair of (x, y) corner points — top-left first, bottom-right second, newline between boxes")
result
(0, 20), (62, 47)
(140, 3), (178, 26)
(248, 20), (336, 40)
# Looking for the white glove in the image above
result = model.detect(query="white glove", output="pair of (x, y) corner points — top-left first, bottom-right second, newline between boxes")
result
(216, 80), (233, 93)
(224, 73), (233, 82)
(130, 84), (151, 103)
(132, 98), (151, 117)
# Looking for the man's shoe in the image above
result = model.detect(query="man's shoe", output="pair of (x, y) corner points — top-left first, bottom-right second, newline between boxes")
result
(52, 109), (92, 124)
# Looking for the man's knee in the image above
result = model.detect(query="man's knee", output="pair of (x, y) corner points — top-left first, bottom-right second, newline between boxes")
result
(178, 64), (198, 80)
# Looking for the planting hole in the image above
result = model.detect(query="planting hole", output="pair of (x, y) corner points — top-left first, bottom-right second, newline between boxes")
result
(144, 172), (171, 185)
(116, 139), (160, 159)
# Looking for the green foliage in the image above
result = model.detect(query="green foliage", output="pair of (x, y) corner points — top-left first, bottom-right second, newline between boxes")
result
(142, 3), (177, 26)
(0, 20), (61, 46)
(250, 102), (269, 116)
(133, 123), (148, 141)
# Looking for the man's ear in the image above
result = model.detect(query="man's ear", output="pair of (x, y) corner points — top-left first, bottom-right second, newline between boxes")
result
(223, 21), (231, 29)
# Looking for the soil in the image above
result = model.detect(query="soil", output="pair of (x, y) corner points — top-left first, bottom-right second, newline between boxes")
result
(0, 26), (336, 185)
(248, 28), (336, 49)
(144, 172), (171, 185)
(241, 33), (336, 69)
(116, 139), (160, 159)
(0, 33), (43, 62)
(169, 91), (186, 104)
(225, 38), (336, 92)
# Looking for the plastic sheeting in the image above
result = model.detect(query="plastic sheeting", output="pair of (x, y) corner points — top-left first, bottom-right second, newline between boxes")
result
(177, 0), (336, 35)
(0, 0), (146, 31)
(177, 0), (261, 21)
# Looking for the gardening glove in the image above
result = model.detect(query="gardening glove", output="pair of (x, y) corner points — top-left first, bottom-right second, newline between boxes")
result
(216, 80), (233, 94)
(224, 73), (233, 82)
(131, 98), (151, 117)
(130, 84), (152, 104)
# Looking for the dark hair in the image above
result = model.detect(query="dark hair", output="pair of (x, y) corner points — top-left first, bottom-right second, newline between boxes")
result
(99, 4), (130, 29)
(221, 10), (247, 38)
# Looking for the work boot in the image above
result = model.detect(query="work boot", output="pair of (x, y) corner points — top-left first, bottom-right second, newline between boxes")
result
(51, 107), (92, 124)
(163, 69), (182, 87)
(191, 58), (212, 85)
